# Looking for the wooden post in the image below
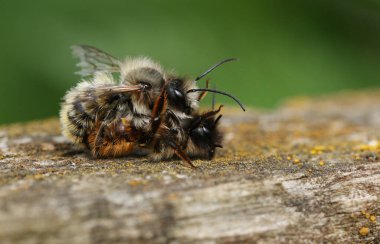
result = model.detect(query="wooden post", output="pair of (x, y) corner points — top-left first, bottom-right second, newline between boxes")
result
(0, 90), (379, 243)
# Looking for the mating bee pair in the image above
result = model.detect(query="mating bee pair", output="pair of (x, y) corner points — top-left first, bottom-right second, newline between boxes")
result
(60, 45), (245, 168)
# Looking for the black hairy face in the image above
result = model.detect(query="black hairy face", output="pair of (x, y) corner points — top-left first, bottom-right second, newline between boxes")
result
(167, 79), (192, 115)
(188, 116), (223, 159)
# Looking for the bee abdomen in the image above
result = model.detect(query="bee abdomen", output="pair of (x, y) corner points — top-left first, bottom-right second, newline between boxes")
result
(60, 99), (94, 145)
(87, 120), (137, 157)
(60, 75), (123, 145)
(60, 82), (97, 144)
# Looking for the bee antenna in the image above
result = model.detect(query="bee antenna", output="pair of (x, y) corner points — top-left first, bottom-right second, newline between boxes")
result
(195, 58), (238, 81)
(215, 114), (223, 126)
(187, 88), (246, 111)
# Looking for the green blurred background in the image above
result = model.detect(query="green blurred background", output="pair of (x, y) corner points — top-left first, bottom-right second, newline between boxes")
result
(1, 0), (380, 124)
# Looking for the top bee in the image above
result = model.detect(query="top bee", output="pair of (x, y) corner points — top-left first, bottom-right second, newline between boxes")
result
(60, 45), (244, 166)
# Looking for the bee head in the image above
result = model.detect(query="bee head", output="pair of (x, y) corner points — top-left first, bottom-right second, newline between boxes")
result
(124, 67), (165, 110)
(159, 58), (240, 117)
(125, 67), (164, 88)
(187, 109), (223, 159)
(166, 78), (195, 115)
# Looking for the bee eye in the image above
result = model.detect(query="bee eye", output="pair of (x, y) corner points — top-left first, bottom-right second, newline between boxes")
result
(174, 89), (184, 99)
(167, 80), (192, 114)
(139, 81), (152, 90)
(202, 126), (210, 135)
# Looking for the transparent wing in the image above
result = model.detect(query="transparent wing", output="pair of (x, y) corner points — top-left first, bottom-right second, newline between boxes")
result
(71, 45), (121, 76)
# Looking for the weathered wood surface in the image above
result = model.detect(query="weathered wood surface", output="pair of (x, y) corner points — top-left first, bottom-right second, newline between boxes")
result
(1, 90), (380, 243)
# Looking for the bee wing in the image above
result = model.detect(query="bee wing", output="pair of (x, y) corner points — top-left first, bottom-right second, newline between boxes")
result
(71, 45), (121, 76)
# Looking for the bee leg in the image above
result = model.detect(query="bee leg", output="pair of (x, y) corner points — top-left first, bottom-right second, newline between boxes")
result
(186, 105), (223, 134)
(92, 110), (117, 156)
(94, 114), (114, 150)
(92, 122), (107, 157)
(174, 147), (197, 169)
(92, 121), (117, 157)
(201, 104), (223, 118)
(139, 89), (167, 146)
(163, 140), (196, 169)
(89, 121), (135, 158)
(151, 87), (167, 120)
(92, 135), (134, 158)
(197, 78), (210, 101)
(166, 109), (181, 126)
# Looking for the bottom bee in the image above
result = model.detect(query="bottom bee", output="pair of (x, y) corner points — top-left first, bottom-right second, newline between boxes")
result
(85, 90), (224, 168)
(143, 105), (224, 168)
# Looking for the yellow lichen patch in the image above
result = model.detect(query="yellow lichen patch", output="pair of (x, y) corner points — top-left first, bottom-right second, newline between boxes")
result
(310, 145), (327, 155)
(353, 154), (361, 160)
(359, 227), (369, 236)
(354, 140), (380, 152)
(370, 215), (376, 223)
(327, 145), (335, 151)
(309, 145), (336, 157)
(26, 174), (45, 181)
(358, 145), (376, 151)
(34, 174), (44, 180)
(360, 210), (377, 223)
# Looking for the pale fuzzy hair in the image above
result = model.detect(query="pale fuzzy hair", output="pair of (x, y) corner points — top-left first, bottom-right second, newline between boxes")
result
(119, 57), (164, 84)
(63, 72), (115, 104)
(61, 72), (117, 115)
(183, 79), (199, 112)
(148, 140), (209, 161)
(149, 149), (176, 161)
(59, 103), (80, 143)
(59, 72), (117, 144)
(92, 72), (116, 86)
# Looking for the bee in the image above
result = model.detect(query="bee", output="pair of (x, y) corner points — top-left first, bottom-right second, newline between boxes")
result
(60, 45), (245, 167)
(150, 105), (225, 165)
